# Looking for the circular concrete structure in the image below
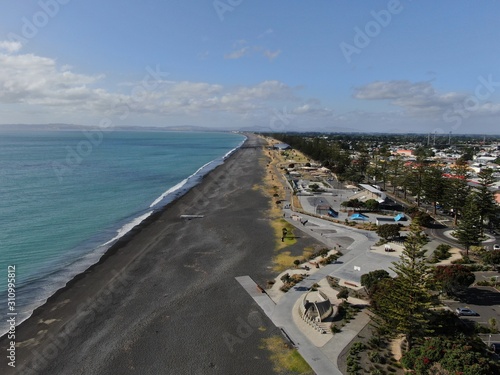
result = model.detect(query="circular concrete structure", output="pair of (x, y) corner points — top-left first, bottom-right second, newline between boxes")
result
(299, 290), (333, 323)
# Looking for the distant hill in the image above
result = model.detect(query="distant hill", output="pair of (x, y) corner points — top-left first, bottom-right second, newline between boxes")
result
(0, 124), (227, 132)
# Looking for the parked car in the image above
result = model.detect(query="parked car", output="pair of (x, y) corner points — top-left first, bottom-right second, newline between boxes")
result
(494, 244), (500, 250)
(491, 343), (500, 354)
(455, 307), (478, 316)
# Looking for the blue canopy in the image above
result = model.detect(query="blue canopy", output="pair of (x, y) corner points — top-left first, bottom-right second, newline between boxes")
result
(394, 213), (406, 221)
(350, 213), (368, 220)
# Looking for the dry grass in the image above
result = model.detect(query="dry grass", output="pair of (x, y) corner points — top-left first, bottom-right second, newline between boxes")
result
(272, 243), (317, 273)
(257, 139), (296, 251)
(258, 137), (316, 273)
(260, 336), (313, 374)
(292, 195), (302, 210)
(272, 251), (296, 273)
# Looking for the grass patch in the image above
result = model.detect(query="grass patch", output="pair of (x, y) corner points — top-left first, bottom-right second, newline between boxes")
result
(273, 251), (296, 272)
(260, 336), (313, 374)
(272, 245), (316, 273)
(302, 246), (316, 259)
(271, 219), (297, 250)
(292, 195), (302, 210)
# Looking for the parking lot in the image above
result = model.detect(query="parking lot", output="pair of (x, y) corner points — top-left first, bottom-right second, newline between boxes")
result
(444, 285), (500, 331)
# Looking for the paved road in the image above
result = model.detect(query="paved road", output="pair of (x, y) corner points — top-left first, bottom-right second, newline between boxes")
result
(426, 225), (464, 249)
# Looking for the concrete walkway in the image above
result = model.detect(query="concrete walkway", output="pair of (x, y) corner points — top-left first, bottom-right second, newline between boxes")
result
(283, 210), (395, 284)
(236, 274), (372, 375)
(236, 211), (386, 374)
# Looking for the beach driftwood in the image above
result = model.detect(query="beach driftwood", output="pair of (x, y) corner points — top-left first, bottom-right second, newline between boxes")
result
(180, 214), (204, 219)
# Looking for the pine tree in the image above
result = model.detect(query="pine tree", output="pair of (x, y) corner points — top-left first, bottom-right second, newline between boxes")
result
(371, 218), (433, 350)
(454, 195), (482, 256)
(474, 168), (497, 235)
(407, 159), (426, 206)
(443, 162), (470, 225)
(422, 164), (446, 215)
(388, 155), (404, 195)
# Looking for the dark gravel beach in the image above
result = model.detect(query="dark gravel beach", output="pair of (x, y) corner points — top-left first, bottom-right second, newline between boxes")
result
(1, 134), (287, 375)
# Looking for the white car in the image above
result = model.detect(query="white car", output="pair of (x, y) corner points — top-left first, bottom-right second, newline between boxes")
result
(455, 307), (478, 316)
(494, 244), (500, 250)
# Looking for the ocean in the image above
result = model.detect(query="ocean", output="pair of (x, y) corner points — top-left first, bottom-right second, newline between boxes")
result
(0, 130), (246, 335)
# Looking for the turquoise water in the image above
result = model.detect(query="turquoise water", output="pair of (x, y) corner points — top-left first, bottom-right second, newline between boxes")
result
(0, 130), (245, 334)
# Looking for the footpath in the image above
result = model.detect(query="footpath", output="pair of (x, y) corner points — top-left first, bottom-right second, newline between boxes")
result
(237, 210), (378, 375)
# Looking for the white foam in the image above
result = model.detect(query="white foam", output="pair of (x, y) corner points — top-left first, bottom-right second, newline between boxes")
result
(148, 138), (248, 210)
(149, 178), (189, 208)
(148, 159), (222, 209)
(223, 137), (247, 160)
(103, 210), (154, 246)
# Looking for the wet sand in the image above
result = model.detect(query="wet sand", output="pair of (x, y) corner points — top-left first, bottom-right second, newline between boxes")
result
(1, 134), (286, 375)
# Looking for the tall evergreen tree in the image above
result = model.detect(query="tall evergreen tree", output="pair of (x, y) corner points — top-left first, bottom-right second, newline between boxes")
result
(422, 164), (446, 215)
(443, 162), (470, 225)
(371, 219), (433, 350)
(388, 155), (404, 195)
(474, 168), (497, 235)
(407, 159), (426, 206)
(402, 163), (415, 200)
(454, 195), (482, 256)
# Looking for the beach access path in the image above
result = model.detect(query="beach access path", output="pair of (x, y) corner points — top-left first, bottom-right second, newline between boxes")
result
(1, 134), (295, 375)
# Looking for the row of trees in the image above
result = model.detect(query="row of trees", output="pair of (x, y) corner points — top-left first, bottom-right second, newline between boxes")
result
(340, 198), (379, 211)
(272, 133), (499, 237)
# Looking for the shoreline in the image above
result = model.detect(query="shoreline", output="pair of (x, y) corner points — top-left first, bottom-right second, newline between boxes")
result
(2, 133), (283, 374)
(0, 133), (247, 338)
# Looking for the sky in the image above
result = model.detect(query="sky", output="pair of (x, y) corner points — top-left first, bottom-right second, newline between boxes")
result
(0, 0), (499, 134)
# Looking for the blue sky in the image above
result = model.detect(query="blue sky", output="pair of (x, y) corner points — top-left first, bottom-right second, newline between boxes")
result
(0, 0), (499, 134)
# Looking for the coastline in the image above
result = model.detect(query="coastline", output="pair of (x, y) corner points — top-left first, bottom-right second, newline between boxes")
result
(1, 133), (282, 374)
(0, 132), (246, 338)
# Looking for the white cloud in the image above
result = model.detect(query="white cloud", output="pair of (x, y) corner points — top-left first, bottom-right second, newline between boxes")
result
(224, 47), (251, 60)
(0, 51), (107, 109)
(263, 49), (281, 62)
(156, 80), (298, 115)
(225, 38), (282, 62)
(0, 44), (334, 129)
(292, 104), (333, 117)
(353, 80), (474, 116)
(0, 41), (22, 53)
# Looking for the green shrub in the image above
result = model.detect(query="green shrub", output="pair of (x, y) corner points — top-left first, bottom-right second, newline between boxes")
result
(368, 335), (381, 348)
(452, 256), (472, 264)
(368, 351), (381, 363)
(476, 280), (491, 286)
(431, 244), (452, 262)
(346, 356), (357, 366)
(350, 342), (366, 354)
(331, 325), (341, 333)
